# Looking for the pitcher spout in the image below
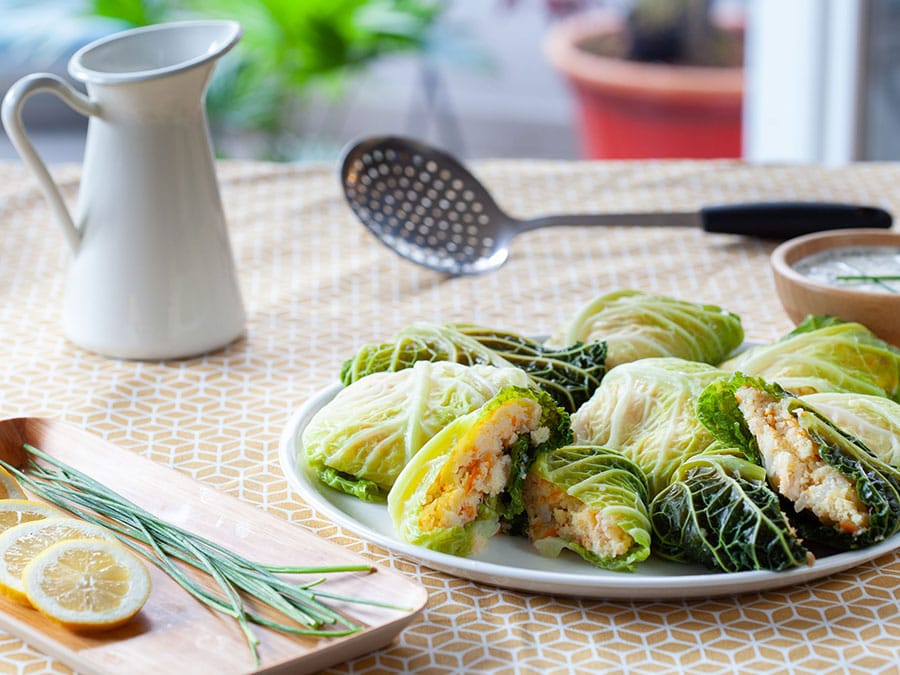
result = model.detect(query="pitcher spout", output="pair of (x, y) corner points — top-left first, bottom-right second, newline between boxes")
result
(68, 20), (242, 86)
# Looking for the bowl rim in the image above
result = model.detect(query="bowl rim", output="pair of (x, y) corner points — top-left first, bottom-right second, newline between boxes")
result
(770, 228), (900, 299)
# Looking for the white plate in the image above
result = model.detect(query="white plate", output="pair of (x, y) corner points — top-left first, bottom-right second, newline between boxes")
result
(278, 383), (900, 600)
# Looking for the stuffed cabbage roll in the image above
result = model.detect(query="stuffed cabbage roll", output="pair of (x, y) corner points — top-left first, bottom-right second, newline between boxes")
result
(388, 386), (570, 556)
(303, 361), (530, 501)
(651, 452), (812, 572)
(523, 445), (651, 571)
(571, 358), (730, 496)
(697, 373), (900, 549)
(545, 290), (743, 369)
(801, 393), (900, 466)
(720, 316), (900, 401)
(340, 321), (606, 413)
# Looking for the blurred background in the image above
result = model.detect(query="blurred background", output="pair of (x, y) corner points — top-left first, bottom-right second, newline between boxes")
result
(0, 0), (898, 164)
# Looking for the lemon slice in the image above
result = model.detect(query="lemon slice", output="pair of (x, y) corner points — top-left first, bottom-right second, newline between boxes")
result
(0, 518), (113, 604)
(0, 466), (26, 500)
(0, 500), (60, 533)
(23, 538), (150, 631)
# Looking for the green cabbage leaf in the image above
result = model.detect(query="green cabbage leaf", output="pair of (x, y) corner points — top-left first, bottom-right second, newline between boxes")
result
(340, 321), (606, 412)
(302, 361), (531, 501)
(571, 357), (731, 497)
(802, 392), (900, 467)
(525, 445), (651, 572)
(545, 289), (744, 368)
(719, 316), (900, 401)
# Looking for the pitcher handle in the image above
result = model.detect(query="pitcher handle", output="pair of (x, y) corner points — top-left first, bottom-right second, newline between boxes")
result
(1, 74), (99, 252)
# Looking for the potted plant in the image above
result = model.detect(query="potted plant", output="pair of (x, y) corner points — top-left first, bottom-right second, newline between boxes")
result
(543, 0), (745, 159)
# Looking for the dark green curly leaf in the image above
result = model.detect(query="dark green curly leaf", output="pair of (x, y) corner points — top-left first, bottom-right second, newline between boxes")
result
(650, 455), (810, 572)
(453, 324), (606, 413)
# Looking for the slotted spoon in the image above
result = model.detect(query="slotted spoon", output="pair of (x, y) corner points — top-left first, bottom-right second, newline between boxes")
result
(339, 136), (893, 275)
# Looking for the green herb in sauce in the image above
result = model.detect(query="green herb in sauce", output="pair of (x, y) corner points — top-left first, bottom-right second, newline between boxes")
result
(793, 246), (900, 294)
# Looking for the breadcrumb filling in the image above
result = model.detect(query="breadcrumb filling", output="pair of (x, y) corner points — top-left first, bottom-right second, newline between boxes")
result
(736, 386), (869, 534)
(417, 400), (542, 532)
(523, 474), (633, 558)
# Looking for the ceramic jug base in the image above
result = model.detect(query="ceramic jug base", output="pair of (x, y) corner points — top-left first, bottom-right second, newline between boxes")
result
(64, 325), (246, 361)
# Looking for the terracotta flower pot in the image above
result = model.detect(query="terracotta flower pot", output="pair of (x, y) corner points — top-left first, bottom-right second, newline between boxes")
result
(544, 11), (744, 159)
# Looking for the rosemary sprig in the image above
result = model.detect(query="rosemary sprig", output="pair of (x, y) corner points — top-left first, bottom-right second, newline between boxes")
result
(3, 444), (406, 668)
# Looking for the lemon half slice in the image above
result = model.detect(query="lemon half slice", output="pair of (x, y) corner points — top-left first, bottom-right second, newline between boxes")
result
(0, 518), (113, 604)
(0, 500), (60, 534)
(0, 466), (26, 500)
(23, 538), (151, 631)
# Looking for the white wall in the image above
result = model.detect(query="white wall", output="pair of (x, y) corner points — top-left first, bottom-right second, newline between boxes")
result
(862, 0), (900, 159)
(743, 0), (900, 164)
(743, 0), (865, 164)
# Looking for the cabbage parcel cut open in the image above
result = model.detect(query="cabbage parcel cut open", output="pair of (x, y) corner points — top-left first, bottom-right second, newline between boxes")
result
(388, 386), (570, 557)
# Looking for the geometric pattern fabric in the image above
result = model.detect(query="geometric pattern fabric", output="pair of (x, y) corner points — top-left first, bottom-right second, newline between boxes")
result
(0, 158), (898, 673)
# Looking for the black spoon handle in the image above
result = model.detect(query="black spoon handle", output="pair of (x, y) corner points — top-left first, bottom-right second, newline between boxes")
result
(521, 202), (893, 238)
(700, 202), (893, 239)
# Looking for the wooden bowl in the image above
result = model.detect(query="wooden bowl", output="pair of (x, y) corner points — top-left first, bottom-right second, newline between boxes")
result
(771, 229), (900, 346)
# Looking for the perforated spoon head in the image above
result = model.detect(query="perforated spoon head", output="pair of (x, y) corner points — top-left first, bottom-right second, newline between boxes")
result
(339, 136), (515, 275)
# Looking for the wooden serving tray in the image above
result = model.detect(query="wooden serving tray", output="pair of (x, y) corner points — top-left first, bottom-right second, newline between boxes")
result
(0, 417), (428, 675)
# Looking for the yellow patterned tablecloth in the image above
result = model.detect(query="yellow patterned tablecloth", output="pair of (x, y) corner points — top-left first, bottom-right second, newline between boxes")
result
(1, 158), (899, 674)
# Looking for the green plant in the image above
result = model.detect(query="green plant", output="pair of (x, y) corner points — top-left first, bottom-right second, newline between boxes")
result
(85, 0), (447, 159)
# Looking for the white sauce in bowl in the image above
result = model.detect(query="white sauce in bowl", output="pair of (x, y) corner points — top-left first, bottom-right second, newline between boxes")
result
(792, 245), (900, 294)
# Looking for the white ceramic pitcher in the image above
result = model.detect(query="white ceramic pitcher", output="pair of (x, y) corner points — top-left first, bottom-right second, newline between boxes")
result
(1, 21), (247, 360)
